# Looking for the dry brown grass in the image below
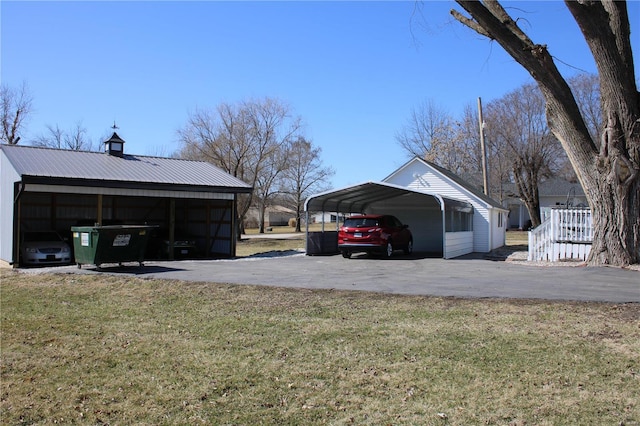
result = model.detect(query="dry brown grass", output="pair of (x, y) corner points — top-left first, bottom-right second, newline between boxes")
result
(1, 270), (638, 425)
(506, 230), (528, 246)
(235, 237), (305, 257)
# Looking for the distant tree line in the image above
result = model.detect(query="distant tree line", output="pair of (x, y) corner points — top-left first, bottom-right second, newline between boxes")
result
(1, 86), (334, 236)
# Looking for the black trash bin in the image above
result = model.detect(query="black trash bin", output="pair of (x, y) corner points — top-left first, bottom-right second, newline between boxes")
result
(306, 231), (339, 255)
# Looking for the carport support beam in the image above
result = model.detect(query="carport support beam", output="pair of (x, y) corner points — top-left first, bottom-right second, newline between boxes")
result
(97, 194), (103, 225)
(169, 198), (175, 261)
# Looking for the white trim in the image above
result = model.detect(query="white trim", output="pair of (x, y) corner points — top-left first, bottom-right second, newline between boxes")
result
(488, 208), (493, 251)
(24, 184), (235, 200)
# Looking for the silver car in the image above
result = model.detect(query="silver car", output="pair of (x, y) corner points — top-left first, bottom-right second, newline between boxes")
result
(21, 231), (72, 266)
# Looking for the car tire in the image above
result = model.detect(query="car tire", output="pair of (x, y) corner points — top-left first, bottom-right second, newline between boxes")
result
(404, 239), (413, 255)
(341, 250), (352, 259)
(384, 241), (393, 258)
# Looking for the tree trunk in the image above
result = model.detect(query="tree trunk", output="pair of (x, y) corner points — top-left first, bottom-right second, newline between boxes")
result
(236, 219), (244, 242)
(513, 168), (541, 228)
(542, 83), (639, 267)
(549, 1), (640, 266)
(588, 176), (640, 266)
(258, 201), (267, 234)
(451, 0), (640, 266)
(295, 206), (302, 233)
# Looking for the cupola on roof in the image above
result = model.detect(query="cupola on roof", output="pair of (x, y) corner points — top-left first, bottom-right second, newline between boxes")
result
(104, 132), (125, 157)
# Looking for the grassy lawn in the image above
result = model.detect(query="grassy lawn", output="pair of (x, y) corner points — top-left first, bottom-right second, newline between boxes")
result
(237, 225), (311, 257)
(235, 238), (305, 257)
(1, 269), (638, 425)
(242, 223), (328, 235)
(506, 230), (528, 246)
(236, 233), (305, 258)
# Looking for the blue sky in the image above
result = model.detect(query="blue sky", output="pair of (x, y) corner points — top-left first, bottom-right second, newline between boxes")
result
(2, 1), (639, 189)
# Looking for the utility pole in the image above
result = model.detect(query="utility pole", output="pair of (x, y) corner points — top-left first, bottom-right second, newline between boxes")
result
(477, 97), (489, 196)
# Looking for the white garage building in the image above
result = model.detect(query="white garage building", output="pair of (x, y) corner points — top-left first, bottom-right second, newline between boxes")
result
(305, 157), (508, 259)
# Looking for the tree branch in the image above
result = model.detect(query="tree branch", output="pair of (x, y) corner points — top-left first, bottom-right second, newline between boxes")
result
(450, 9), (490, 38)
(451, 1), (598, 167)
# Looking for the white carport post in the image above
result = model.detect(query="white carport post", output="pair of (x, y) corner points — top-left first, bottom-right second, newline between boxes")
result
(432, 193), (447, 259)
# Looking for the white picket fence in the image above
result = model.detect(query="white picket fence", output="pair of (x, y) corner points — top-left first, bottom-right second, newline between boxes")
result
(528, 208), (593, 261)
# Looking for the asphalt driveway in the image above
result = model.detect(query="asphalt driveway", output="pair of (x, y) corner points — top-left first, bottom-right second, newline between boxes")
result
(31, 251), (640, 303)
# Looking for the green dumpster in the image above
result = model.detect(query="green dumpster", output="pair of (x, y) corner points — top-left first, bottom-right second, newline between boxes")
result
(71, 225), (156, 269)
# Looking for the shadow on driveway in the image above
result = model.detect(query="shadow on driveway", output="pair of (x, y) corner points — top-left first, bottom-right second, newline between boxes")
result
(78, 264), (186, 275)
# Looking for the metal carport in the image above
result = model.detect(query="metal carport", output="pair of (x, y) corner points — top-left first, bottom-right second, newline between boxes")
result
(304, 181), (474, 258)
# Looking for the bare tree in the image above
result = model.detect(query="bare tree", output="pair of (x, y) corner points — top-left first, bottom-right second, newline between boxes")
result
(396, 99), (482, 179)
(396, 99), (451, 157)
(245, 98), (302, 233)
(485, 83), (566, 227)
(281, 136), (335, 232)
(557, 73), (603, 182)
(32, 122), (95, 151)
(178, 97), (303, 236)
(457, 103), (512, 204)
(553, 73), (603, 182)
(451, 1), (639, 266)
(33, 124), (64, 149)
(1, 83), (33, 145)
(455, 102), (512, 198)
(178, 103), (254, 237)
(568, 73), (602, 144)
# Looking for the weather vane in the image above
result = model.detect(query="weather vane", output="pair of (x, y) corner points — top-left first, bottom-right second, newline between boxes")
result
(111, 121), (119, 130)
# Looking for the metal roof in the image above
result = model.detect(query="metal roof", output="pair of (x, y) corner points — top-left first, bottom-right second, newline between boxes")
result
(304, 181), (469, 213)
(504, 178), (586, 198)
(1, 144), (252, 192)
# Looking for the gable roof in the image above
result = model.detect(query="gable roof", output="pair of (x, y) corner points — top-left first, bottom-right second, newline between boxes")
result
(1, 144), (252, 193)
(384, 157), (506, 210)
(537, 178), (586, 197)
(501, 179), (586, 199)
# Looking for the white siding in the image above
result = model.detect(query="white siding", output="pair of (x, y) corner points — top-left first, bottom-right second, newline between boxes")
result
(0, 152), (21, 265)
(385, 164), (493, 253)
(387, 158), (511, 253)
(444, 231), (473, 258)
(472, 209), (491, 252)
(491, 210), (507, 250)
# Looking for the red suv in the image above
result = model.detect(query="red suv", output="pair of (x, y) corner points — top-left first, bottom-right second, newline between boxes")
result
(338, 214), (413, 258)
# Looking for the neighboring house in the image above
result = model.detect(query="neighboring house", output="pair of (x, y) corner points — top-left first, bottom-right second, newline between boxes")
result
(310, 212), (346, 225)
(305, 157), (508, 258)
(245, 205), (297, 228)
(503, 178), (588, 230)
(0, 135), (252, 267)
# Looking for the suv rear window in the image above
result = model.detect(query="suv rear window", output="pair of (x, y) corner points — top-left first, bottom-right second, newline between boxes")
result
(343, 218), (380, 228)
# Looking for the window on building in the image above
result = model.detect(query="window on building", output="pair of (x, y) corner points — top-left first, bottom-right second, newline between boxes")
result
(445, 202), (473, 232)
